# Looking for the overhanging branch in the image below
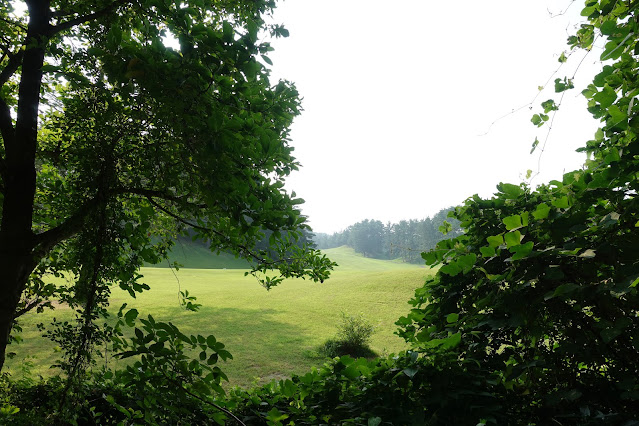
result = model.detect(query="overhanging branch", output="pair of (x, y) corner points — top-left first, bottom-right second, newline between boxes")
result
(114, 186), (206, 208)
(31, 197), (100, 265)
(50, 0), (130, 35)
(144, 196), (266, 265)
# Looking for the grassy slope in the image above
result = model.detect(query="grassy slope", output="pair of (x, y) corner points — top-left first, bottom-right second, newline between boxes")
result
(151, 239), (251, 269)
(6, 246), (432, 388)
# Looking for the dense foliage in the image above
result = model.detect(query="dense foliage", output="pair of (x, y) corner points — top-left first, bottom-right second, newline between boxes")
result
(0, 0), (335, 375)
(318, 313), (377, 359)
(2, 0), (639, 424)
(394, 1), (639, 421)
(0, 0), (335, 421)
(314, 207), (462, 263)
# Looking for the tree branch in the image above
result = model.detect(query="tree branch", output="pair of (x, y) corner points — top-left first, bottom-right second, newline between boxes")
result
(31, 198), (100, 264)
(0, 49), (24, 87)
(113, 186), (206, 208)
(12, 298), (50, 319)
(50, 0), (130, 35)
(144, 196), (266, 264)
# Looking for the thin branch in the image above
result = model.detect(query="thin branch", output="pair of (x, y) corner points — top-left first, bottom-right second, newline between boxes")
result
(146, 196), (226, 238)
(50, 0), (130, 35)
(114, 186), (206, 208)
(12, 298), (49, 319)
(50, 10), (73, 18)
(0, 49), (24, 86)
(144, 196), (266, 264)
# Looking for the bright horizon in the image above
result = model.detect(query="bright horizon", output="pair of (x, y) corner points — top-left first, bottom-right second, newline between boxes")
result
(266, 0), (604, 234)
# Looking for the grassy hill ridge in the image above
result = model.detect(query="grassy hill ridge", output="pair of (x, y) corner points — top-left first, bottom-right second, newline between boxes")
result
(151, 238), (251, 269)
(323, 246), (425, 271)
(155, 241), (423, 271)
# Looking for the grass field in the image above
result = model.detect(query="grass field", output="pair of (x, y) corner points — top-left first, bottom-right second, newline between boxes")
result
(150, 237), (251, 269)
(6, 246), (432, 388)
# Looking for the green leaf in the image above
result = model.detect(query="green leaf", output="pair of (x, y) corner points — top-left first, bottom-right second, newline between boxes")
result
(510, 241), (534, 260)
(446, 313), (459, 323)
(207, 353), (219, 365)
(206, 335), (217, 349)
(368, 417), (383, 426)
(246, 20), (258, 43)
(532, 203), (550, 220)
(440, 262), (462, 277)
(600, 19), (618, 35)
(553, 283), (579, 298)
(530, 137), (539, 154)
(402, 367), (418, 378)
(496, 183), (523, 199)
(504, 231), (522, 248)
(541, 99), (558, 112)
(41, 64), (60, 73)
(457, 253), (477, 274)
(607, 104), (627, 127)
(422, 251), (438, 265)
(503, 215), (522, 230)
(244, 59), (260, 80)
(480, 246), (496, 257)
(442, 332), (461, 349)
(124, 309), (139, 327)
(438, 221), (452, 235)
(531, 114), (543, 126)
(578, 249), (596, 258)
(222, 21), (233, 42)
(486, 235), (504, 248)
(601, 327), (621, 344)
(593, 85), (617, 108)
(551, 196), (569, 209)
(554, 77), (574, 93)
(593, 66), (614, 87)
(343, 364), (361, 379)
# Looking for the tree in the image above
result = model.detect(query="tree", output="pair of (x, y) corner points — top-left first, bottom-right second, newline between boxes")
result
(348, 219), (385, 258)
(397, 1), (639, 421)
(0, 0), (333, 372)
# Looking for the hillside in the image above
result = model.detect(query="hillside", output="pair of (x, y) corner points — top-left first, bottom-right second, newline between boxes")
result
(153, 241), (427, 271)
(320, 246), (425, 271)
(151, 239), (251, 269)
(6, 245), (430, 388)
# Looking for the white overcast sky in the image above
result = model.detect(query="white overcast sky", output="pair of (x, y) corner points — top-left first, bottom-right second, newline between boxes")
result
(267, 0), (601, 234)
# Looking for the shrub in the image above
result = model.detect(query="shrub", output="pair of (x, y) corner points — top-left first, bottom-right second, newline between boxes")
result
(319, 313), (377, 358)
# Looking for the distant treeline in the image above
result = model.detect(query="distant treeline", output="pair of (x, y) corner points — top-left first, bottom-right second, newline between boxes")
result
(313, 207), (462, 263)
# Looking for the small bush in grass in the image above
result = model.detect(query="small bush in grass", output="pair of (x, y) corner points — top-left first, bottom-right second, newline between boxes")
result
(319, 313), (377, 358)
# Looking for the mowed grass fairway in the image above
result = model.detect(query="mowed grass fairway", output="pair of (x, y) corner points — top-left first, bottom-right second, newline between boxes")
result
(6, 247), (432, 388)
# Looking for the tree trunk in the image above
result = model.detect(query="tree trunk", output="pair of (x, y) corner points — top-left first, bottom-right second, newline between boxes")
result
(0, 0), (49, 372)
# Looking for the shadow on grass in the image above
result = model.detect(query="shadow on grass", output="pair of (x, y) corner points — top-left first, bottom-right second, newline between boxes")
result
(317, 339), (378, 359)
(6, 304), (320, 388)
